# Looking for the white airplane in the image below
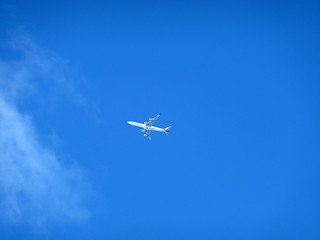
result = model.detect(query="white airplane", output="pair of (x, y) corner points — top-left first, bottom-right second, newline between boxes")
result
(128, 114), (171, 140)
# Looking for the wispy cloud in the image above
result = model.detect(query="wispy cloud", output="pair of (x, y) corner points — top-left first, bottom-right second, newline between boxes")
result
(0, 32), (89, 226)
(0, 32), (88, 108)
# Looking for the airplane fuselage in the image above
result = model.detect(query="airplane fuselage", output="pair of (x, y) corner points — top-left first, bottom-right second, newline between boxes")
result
(128, 121), (165, 132)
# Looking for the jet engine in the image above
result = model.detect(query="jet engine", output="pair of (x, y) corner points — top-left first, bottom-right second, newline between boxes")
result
(149, 118), (152, 121)
(141, 130), (146, 132)
(143, 134), (148, 137)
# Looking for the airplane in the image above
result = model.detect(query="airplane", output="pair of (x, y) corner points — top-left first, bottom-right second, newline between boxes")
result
(128, 114), (171, 140)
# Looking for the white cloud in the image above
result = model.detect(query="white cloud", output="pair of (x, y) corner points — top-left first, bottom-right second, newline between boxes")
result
(0, 32), (86, 107)
(0, 32), (89, 226)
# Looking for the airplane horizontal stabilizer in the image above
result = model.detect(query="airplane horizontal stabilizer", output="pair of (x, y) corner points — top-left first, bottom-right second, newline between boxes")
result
(164, 126), (171, 136)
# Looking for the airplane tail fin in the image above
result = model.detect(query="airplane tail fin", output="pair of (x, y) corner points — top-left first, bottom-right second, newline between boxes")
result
(164, 126), (171, 136)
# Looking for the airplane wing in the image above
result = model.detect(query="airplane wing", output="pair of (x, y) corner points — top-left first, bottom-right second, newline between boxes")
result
(144, 130), (152, 140)
(145, 114), (160, 127)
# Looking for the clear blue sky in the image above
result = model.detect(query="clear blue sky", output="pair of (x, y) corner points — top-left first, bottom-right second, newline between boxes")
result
(0, 1), (319, 239)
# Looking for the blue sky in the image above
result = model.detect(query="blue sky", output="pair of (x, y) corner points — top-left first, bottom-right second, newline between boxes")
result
(0, 1), (319, 239)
